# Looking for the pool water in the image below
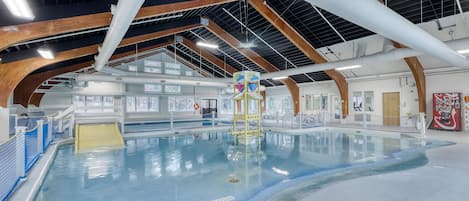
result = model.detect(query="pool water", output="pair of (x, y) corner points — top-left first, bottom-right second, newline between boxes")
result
(34, 129), (447, 201)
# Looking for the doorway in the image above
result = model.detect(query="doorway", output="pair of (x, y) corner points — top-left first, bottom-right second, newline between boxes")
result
(383, 92), (400, 126)
(201, 99), (217, 118)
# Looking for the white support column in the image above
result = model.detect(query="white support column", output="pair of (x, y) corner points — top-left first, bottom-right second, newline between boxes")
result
(47, 117), (53, 144)
(0, 107), (10, 142)
(57, 111), (63, 133)
(170, 112), (174, 130)
(299, 112), (303, 129)
(15, 127), (26, 178)
(211, 111), (215, 127)
(69, 114), (75, 138)
(36, 120), (44, 154)
(120, 96), (125, 134)
(419, 112), (426, 136)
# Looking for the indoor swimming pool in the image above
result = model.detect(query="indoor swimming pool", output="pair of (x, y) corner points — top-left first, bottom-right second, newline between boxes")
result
(33, 129), (449, 201)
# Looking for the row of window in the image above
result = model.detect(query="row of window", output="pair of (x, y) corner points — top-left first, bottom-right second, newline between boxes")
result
(305, 95), (328, 111)
(73, 95), (196, 113)
(128, 60), (194, 76)
(144, 84), (181, 93)
(73, 96), (115, 112)
(352, 91), (375, 112)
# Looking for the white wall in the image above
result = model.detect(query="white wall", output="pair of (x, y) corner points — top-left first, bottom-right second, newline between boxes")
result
(299, 81), (339, 114)
(426, 71), (469, 117)
(347, 76), (419, 126)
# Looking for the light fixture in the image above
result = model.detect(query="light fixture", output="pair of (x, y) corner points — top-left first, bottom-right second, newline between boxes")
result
(457, 49), (469, 54)
(336, 65), (362, 71)
(37, 46), (55, 60)
(239, 42), (256, 49)
(272, 76), (288, 80)
(2, 0), (35, 20)
(196, 41), (219, 49)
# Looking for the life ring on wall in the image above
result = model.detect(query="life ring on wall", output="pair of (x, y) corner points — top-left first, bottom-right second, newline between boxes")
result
(194, 103), (200, 111)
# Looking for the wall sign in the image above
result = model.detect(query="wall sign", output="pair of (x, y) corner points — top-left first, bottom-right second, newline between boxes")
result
(432, 93), (462, 131)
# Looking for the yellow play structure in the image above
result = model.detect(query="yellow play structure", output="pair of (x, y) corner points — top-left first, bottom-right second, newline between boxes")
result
(232, 71), (262, 144)
(74, 122), (124, 153)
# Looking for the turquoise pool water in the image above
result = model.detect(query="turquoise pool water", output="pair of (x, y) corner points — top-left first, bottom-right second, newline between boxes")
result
(34, 129), (448, 201)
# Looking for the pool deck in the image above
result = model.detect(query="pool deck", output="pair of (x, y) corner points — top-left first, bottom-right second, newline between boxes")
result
(299, 129), (469, 201)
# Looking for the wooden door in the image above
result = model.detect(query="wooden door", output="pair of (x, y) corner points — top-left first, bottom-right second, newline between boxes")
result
(383, 92), (400, 126)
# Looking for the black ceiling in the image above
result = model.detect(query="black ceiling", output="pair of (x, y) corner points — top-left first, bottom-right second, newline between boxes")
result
(2, 0), (469, 86)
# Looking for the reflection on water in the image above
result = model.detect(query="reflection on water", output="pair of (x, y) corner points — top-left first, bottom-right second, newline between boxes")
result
(35, 130), (437, 201)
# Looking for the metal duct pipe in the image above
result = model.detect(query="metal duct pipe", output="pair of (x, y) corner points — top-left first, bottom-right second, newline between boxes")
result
(90, 67), (232, 83)
(94, 0), (145, 71)
(76, 74), (231, 88)
(305, 0), (469, 67)
(262, 37), (469, 80)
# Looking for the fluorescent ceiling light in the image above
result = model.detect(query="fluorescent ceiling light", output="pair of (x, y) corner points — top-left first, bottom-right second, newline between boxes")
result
(336, 65), (362, 71)
(272, 76), (288, 80)
(457, 49), (469, 54)
(37, 46), (55, 60)
(196, 41), (219, 49)
(2, 0), (34, 20)
(239, 42), (256, 49)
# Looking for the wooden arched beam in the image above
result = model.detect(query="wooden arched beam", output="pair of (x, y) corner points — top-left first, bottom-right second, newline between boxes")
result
(392, 42), (426, 113)
(0, 24), (201, 108)
(14, 41), (174, 107)
(29, 93), (46, 107)
(203, 18), (301, 115)
(0, 0), (236, 52)
(179, 37), (238, 75)
(14, 61), (92, 107)
(249, 0), (349, 117)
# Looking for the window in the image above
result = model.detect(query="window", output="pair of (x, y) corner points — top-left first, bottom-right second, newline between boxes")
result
(144, 60), (162, 67)
(221, 98), (233, 114)
(144, 84), (162, 93)
(333, 96), (341, 119)
(321, 95), (328, 110)
(73, 96), (114, 113)
(165, 85), (181, 93)
(149, 97), (159, 112)
(305, 95), (312, 111)
(128, 65), (138, 72)
(168, 96), (194, 112)
(353, 92), (363, 112)
(185, 71), (193, 76)
(266, 95), (292, 115)
(127, 96), (159, 112)
(364, 91), (374, 112)
(313, 95), (320, 111)
(165, 63), (180, 75)
(103, 96), (114, 112)
(136, 96), (149, 112)
(86, 96), (102, 112)
(126, 96), (136, 112)
(144, 67), (162, 74)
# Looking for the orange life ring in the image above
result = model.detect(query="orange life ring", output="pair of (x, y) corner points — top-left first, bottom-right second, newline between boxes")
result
(194, 103), (200, 110)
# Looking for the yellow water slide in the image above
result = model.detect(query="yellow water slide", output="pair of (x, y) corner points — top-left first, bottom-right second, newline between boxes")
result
(75, 122), (124, 153)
